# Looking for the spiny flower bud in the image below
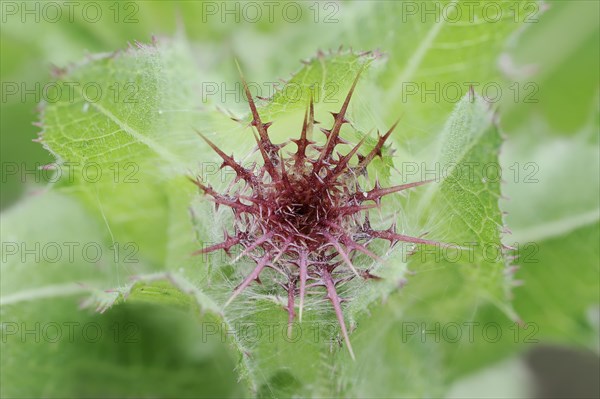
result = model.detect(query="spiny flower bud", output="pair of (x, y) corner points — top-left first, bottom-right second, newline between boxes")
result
(191, 68), (445, 359)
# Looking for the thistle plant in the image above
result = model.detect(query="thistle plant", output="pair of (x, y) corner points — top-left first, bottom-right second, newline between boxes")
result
(191, 69), (447, 359)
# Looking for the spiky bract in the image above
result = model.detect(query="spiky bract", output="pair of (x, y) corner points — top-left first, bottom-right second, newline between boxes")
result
(192, 69), (442, 359)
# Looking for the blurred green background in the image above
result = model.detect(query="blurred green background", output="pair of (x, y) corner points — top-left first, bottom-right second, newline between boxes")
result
(1, 1), (598, 398)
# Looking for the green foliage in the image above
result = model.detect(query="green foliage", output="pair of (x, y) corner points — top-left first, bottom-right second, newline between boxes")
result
(1, 1), (598, 397)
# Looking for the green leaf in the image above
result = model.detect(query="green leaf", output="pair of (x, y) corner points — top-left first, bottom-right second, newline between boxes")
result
(419, 94), (511, 313)
(341, 1), (539, 144)
(1, 297), (246, 398)
(498, 123), (599, 351)
(513, 222), (599, 348)
(1, 191), (121, 303)
(0, 191), (246, 398)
